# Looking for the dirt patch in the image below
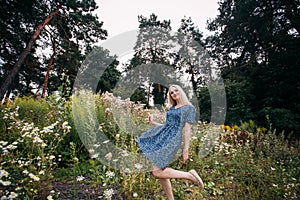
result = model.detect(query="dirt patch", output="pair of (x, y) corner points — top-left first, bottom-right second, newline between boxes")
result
(40, 181), (122, 200)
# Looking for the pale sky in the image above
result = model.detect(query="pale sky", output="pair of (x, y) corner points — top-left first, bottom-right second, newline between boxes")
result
(95, 0), (220, 39)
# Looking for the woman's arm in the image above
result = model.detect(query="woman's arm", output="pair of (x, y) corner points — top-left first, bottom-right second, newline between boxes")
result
(182, 122), (192, 164)
(148, 115), (163, 126)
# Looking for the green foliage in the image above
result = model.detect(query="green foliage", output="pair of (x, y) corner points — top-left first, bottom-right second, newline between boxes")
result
(13, 97), (50, 126)
(124, 14), (175, 106)
(152, 83), (167, 106)
(1, 93), (299, 199)
(206, 0), (300, 136)
(97, 60), (121, 94)
(0, 0), (107, 98)
(259, 108), (300, 134)
(130, 87), (148, 106)
(224, 80), (255, 124)
(0, 99), (71, 199)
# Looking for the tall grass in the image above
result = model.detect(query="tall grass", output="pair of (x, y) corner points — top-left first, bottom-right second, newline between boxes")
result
(0, 93), (299, 199)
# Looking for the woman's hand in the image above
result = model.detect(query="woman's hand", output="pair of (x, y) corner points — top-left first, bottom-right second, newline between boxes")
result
(148, 115), (153, 124)
(182, 149), (189, 164)
(147, 114), (162, 126)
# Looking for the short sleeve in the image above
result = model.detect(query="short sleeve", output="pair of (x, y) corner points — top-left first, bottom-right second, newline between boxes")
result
(184, 105), (196, 124)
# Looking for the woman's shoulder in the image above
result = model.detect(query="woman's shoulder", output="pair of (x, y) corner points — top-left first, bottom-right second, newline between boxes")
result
(183, 104), (196, 114)
(184, 104), (195, 109)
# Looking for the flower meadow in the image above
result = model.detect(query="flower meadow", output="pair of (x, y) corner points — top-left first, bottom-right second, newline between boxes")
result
(0, 92), (299, 200)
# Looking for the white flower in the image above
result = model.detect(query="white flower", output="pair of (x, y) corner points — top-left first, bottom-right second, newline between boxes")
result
(33, 136), (43, 143)
(105, 152), (113, 161)
(47, 195), (53, 200)
(1, 180), (11, 186)
(105, 108), (111, 114)
(6, 144), (17, 150)
(0, 169), (9, 177)
(39, 170), (45, 175)
(123, 168), (131, 173)
(133, 192), (138, 197)
(62, 121), (69, 129)
(8, 192), (18, 199)
(76, 175), (85, 181)
(91, 154), (99, 159)
(271, 167), (276, 171)
(103, 140), (110, 144)
(104, 188), (114, 199)
(121, 151), (129, 157)
(15, 187), (22, 191)
(88, 149), (95, 154)
(105, 171), (115, 178)
(41, 143), (47, 147)
(29, 173), (40, 181)
(22, 170), (29, 175)
(0, 141), (8, 146)
(134, 163), (143, 170)
(41, 127), (53, 134)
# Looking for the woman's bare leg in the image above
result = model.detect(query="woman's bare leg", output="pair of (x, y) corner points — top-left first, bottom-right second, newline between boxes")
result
(159, 178), (174, 200)
(153, 166), (203, 199)
(153, 166), (196, 181)
(152, 166), (203, 186)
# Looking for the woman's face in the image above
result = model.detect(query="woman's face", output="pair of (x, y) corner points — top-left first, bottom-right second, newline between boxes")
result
(169, 86), (180, 101)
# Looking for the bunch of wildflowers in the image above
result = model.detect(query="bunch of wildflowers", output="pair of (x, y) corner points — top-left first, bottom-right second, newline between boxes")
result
(0, 97), (71, 199)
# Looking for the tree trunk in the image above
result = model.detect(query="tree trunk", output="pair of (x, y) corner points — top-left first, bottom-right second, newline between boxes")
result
(41, 38), (56, 98)
(0, 6), (61, 102)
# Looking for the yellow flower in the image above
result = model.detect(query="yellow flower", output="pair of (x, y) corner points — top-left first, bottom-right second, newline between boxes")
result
(73, 157), (79, 163)
(257, 127), (262, 133)
(221, 125), (226, 132)
(225, 125), (231, 131)
(249, 133), (254, 140)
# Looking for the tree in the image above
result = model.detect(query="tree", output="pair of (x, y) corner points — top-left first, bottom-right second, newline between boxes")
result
(206, 0), (300, 134)
(176, 17), (213, 100)
(96, 62), (121, 94)
(74, 46), (120, 94)
(124, 14), (175, 106)
(0, 0), (107, 100)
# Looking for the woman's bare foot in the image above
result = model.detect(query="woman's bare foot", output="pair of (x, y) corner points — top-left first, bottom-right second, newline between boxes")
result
(189, 169), (204, 190)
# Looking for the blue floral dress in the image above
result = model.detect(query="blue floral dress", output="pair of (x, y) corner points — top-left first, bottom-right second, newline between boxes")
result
(137, 105), (196, 169)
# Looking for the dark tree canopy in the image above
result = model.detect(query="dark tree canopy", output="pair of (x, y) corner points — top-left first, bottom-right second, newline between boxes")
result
(205, 0), (300, 135)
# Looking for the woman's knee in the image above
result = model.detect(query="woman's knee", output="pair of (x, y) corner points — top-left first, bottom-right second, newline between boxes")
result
(152, 169), (162, 178)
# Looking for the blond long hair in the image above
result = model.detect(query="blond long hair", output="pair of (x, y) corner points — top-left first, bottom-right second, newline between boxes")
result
(167, 84), (192, 107)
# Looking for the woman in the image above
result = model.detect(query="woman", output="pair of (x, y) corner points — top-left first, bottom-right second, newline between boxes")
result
(137, 84), (204, 200)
